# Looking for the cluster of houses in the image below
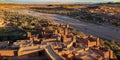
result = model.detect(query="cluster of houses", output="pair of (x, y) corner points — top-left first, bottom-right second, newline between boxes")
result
(0, 23), (114, 60)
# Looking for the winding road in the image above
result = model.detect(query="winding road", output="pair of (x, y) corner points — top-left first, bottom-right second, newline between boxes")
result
(7, 8), (120, 42)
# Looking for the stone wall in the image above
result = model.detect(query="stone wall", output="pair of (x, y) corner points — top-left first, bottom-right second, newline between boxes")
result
(0, 50), (17, 56)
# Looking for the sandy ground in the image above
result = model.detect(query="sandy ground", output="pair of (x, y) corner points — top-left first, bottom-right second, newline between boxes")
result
(4, 8), (120, 42)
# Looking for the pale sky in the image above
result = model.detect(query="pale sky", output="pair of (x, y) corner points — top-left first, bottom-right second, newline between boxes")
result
(0, 0), (120, 4)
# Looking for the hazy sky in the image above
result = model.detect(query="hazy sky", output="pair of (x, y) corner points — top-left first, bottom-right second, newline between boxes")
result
(0, 0), (120, 4)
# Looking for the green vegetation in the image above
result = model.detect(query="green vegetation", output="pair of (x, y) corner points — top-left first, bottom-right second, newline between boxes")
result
(0, 10), (51, 41)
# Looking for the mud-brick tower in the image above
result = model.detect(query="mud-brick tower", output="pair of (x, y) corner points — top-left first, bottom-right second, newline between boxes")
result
(72, 35), (76, 42)
(62, 35), (67, 42)
(54, 30), (58, 34)
(57, 34), (61, 41)
(109, 50), (113, 59)
(41, 27), (46, 37)
(27, 32), (33, 41)
(27, 32), (32, 38)
(64, 24), (69, 35)
(96, 38), (100, 46)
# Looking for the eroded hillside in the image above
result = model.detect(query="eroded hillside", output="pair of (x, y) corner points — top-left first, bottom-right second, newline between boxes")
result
(31, 5), (120, 27)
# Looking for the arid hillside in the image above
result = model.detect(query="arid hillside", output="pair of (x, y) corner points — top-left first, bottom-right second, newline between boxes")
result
(30, 4), (120, 27)
(0, 4), (26, 8)
(79, 6), (120, 26)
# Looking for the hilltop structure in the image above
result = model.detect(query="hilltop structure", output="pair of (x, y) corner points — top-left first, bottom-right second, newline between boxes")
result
(0, 23), (114, 60)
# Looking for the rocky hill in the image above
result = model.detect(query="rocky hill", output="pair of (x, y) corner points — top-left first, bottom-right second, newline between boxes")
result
(80, 6), (120, 26)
